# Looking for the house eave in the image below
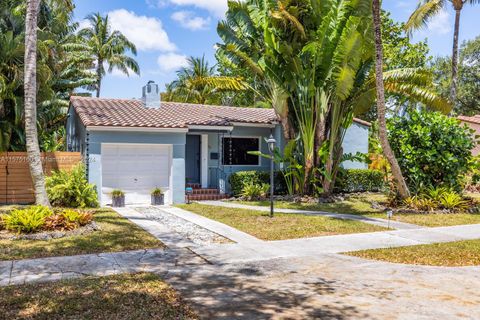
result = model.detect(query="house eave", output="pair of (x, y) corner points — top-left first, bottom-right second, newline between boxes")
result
(230, 122), (277, 128)
(86, 126), (189, 133)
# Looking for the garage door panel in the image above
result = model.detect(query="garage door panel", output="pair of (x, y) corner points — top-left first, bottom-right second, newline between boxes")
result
(101, 144), (171, 205)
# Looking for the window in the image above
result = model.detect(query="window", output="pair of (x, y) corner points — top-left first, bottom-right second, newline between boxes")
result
(222, 137), (260, 166)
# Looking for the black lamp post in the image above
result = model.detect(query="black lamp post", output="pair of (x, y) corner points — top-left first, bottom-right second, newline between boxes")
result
(266, 134), (276, 218)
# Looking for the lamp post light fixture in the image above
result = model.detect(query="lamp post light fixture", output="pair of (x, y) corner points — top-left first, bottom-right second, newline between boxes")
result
(266, 134), (276, 218)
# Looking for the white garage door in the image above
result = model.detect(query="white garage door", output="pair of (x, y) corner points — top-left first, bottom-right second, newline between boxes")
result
(101, 144), (171, 205)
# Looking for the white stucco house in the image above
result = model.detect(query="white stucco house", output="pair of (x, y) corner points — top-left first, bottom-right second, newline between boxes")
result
(66, 81), (370, 206)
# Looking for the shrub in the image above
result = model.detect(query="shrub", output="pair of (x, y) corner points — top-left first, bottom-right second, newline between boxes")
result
(403, 187), (469, 211)
(1, 206), (52, 233)
(44, 214), (76, 231)
(111, 189), (125, 197)
(229, 171), (286, 196)
(151, 188), (163, 196)
(240, 182), (270, 201)
(46, 164), (98, 208)
(61, 209), (93, 226)
(335, 169), (385, 193)
(388, 111), (475, 194)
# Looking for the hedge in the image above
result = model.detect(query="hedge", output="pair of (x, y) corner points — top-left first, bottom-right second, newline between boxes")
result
(335, 169), (385, 193)
(229, 171), (287, 196)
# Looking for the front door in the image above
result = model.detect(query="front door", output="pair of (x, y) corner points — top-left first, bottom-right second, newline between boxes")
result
(185, 135), (201, 184)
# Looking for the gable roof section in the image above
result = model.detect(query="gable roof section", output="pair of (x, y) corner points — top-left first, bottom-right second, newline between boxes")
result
(70, 96), (371, 129)
(70, 96), (278, 129)
(458, 115), (480, 125)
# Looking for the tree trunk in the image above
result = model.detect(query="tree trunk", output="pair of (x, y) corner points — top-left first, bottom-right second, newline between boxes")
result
(450, 9), (461, 104)
(24, 0), (50, 206)
(372, 0), (410, 199)
(96, 60), (102, 98)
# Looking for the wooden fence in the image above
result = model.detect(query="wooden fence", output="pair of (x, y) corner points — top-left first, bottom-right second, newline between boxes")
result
(0, 152), (82, 204)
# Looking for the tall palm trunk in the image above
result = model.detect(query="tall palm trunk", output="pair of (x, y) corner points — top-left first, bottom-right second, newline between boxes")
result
(372, 0), (410, 199)
(96, 59), (102, 97)
(450, 8), (462, 103)
(24, 0), (50, 206)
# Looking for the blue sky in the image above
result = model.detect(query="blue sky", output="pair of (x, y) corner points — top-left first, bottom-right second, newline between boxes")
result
(72, 0), (480, 99)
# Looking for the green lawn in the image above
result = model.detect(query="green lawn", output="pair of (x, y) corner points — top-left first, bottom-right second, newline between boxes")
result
(0, 273), (197, 319)
(232, 193), (480, 227)
(0, 208), (163, 261)
(365, 212), (480, 227)
(233, 193), (386, 215)
(177, 203), (387, 241)
(347, 239), (480, 267)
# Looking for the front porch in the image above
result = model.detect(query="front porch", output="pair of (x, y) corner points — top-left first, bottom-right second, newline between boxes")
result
(183, 124), (282, 201)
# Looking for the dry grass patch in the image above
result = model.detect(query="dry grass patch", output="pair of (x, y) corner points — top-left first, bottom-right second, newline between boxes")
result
(0, 273), (197, 319)
(177, 203), (387, 241)
(0, 208), (163, 261)
(347, 239), (480, 267)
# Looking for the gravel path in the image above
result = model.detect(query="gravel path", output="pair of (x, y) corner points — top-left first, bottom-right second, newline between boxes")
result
(134, 206), (230, 245)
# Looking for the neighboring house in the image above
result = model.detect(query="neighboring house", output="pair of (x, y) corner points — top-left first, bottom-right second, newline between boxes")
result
(67, 81), (370, 205)
(458, 115), (480, 155)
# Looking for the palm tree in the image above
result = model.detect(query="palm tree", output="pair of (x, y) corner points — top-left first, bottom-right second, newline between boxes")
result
(405, 0), (479, 103)
(169, 56), (246, 104)
(372, 0), (410, 198)
(79, 13), (140, 97)
(24, 0), (50, 206)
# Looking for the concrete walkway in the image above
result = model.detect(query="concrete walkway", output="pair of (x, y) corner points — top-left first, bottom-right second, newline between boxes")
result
(199, 200), (420, 230)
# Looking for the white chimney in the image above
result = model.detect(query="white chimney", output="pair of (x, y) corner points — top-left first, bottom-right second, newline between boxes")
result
(142, 80), (161, 108)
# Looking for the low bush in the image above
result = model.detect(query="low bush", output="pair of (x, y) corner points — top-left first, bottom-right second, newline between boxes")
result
(1, 206), (52, 233)
(229, 171), (286, 196)
(241, 182), (270, 201)
(1, 206), (94, 234)
(111, 189), (125, 198)
(402, 187), (470, 211)
(335, 169), (385, 193)
(46, 164), (99, 208)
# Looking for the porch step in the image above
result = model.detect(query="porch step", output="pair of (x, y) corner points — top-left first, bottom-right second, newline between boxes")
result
(186, 183), (201, 189)
(187, 193), (229, 201)
(192, 188), (219, 195)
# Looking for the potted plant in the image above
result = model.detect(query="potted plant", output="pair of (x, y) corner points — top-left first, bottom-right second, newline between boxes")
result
(151, 188), (164, 205)
(111, 189), (125, 207)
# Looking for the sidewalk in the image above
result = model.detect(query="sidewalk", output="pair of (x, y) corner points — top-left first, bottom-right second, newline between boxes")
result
(0, 247), (206, 287)
(199, 200), (420, 230)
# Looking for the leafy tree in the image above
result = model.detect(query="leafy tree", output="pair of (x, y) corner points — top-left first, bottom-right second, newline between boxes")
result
(432, 36), (480, 115)
(388, 110), (475, 194)
(164, 56), (246, 104)
(216, 0), (449, 195)
(405, 0), (479, 103)
(78, 13), (140, 97)
(0, 0), (96, 152)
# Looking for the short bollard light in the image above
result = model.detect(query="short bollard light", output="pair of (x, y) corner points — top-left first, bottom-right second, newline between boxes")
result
(386, 210), (393, 229)
(266, 134), (276, 218)
(186, 187), (193, 204)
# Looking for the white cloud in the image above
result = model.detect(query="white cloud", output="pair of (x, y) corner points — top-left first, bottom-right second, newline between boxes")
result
(157, 53), (189, 72)
(108, 9), (176, 52)
(145, 0), (169, 9)
(77, 19), (90, 30)
(169, 0), (227, 18)
(426, 9), (451, 35)
(109, 67), (140, 78)
(171, 11), (210, 30)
